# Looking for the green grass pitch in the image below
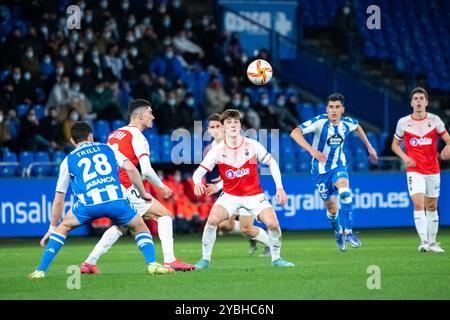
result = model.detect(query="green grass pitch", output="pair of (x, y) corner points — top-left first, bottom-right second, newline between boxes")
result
(1, 228), (449, 300)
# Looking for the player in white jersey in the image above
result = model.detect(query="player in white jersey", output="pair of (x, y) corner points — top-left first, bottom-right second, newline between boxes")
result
(204, 113), (270, 256)
(193, 109), (295, 269)
(392, 87), (450, 252)
(79, 99), (195, 273)
(291, 93), (378, 251)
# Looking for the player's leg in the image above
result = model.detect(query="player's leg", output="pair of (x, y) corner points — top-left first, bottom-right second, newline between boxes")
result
(324, 198), (346, 252)
(424, 174), (444, 252)
(218, 214), (240, 234)
(125, 213), (173, 274)
(195, 204), (231, 269)
(81, 224), (128, 274)
(257, 207), (294, 267)
(143, 199), (195, 270)
(238, 215), (270, 255)
(407, 172), (429, 252)
(334, 176), (361, 248)
(29, 209), (81, 278)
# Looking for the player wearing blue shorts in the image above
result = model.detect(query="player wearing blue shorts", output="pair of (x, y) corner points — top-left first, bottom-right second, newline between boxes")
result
(28, 122), (173, 278)
(290, 93), (378, 251)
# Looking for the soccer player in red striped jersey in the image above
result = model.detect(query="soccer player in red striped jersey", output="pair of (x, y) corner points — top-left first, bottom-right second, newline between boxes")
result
(80, 99), (195, 272)
(192, 109), (294, 269)
(392, 87), (450, 252)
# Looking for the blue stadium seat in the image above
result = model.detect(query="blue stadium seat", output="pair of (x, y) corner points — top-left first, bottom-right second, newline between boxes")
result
(32, 151), (51, 176)
(94, 120), (111, 141)
(315, 103), (326, 115)
(52, 151), (66, 175)
(111, 119), (126, 131)
(19, 151), (34, 173)
(297, 103), (315, 122)
(1, 152), (20, 176)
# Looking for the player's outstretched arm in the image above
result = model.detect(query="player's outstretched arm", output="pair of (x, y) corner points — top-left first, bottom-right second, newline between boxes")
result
(290, 127), (327, 162)
(440, 132), (450, 160)
(355, 125), (378, 164)
(122, 159), (152, 201)
(391, 137), (416, 168)
(205, 179), (223, 196)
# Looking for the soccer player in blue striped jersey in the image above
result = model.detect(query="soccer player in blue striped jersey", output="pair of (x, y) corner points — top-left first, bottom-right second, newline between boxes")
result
(290, 93), (378, 251)
(28, 122), (173, 278)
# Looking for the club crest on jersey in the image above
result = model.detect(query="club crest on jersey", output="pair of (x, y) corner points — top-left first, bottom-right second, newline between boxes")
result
(245, 149), (249, 156)
(327, 134), (344, 146)
(225, 168), (250, 179)
(410, 137), (432, 146)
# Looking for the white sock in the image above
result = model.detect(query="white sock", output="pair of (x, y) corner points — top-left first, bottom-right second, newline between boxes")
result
(230, 221), (240, 234)
(157, 216), (176, 263)
(426, 210), (439, 244)
(268, 229), (281, 262)
(252, 227), (269, 247)
(85, 226), (123, 265)
(414, 211), (428, 243)
(202, 223), (217, 261)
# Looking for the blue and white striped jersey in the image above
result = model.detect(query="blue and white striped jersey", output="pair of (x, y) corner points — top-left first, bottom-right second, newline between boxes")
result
(299, 114), (359, 174)
(55, 142), (128, 205)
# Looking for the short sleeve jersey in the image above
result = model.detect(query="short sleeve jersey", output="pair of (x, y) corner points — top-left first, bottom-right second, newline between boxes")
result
(394, 113), (447, 174)
(107, 126), (150, 188)
(55, 142), (127, 205)
(299, 114), (358, 174)
(198, 137), (271, 196)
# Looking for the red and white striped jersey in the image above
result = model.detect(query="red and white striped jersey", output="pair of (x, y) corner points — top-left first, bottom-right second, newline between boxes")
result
(395, 113), (447, 174)
(199, 137), (271, 196)
(107, 126), (150, 188)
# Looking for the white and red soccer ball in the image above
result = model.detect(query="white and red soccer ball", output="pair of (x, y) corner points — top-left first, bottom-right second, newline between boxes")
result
(247, 59), (273, 85)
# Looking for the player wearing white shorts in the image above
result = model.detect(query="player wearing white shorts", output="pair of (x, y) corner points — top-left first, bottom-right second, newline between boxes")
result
(192, 109), (295, 269)
(392, 87), (450, 252)
(204, 113), (270, 256)
(80, 99), (195, 273)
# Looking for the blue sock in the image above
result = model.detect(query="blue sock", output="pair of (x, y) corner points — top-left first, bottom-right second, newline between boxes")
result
(135, 232), (156, 263)
(341, 202), (353, 232)
(37, 232), (66, 272)
(326, 211), (342, 233)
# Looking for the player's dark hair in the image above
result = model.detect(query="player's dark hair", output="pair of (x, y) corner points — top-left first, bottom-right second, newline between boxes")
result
(128, 99), (151, 115)
(71, 121), (92, 143)
(220, 109), (241, 124)
(327, 93), (345, 104)
(207, 113), (221, 123)
(410, 87), (428, 100)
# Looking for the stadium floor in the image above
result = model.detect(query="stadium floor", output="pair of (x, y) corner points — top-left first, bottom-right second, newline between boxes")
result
(1, 228), (449, 300)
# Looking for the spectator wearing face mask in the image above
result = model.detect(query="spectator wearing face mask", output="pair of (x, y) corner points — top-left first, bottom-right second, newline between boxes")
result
(168, 0), (186, 30)
(86, 47), (107, 83)
(156, 90), (183, 134)
(150, 45), (185, 85)
(20, 70), (37, 105)
(154, 8), (173, 38)
(39, 106), (63, 150)
(104, 43), (123, 81)
(46, 76), (71, 110)
(172, 30), (204, 65)
(177, 92), (196, 131)
(204, 77), (230, 115)
(40, 54), (55, 79)
(138, 27), (163, 63)
(20, 46), (40, 77)
(254, 92), (277, 129)
(0, 109), (15, 152)
(57, 44), (73, 74)
(273, 93), (298, 133)
(88, 82), (114, 120)
(18, 108), (52, 151)
(62, 108), (82, 145)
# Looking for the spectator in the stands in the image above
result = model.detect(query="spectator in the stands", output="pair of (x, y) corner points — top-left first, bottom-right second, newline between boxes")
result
(40, 54), (55, 79)
(172, 29), (204, 65)
(46, 76), (71, 110)
(204, 77), (230, 115)
(150, 45), (185, 85)
(88, 82), (115, 120)
(156, 90), (182, 134)
(18, 108), (52, 151)
(39, 106), (63, 150)
(62, 107), (81, 145)
(254, 92), (277, 129)
(286, 93), (300, 119)
(20, 46), (40, 77)
(273, 93), (298, 132)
